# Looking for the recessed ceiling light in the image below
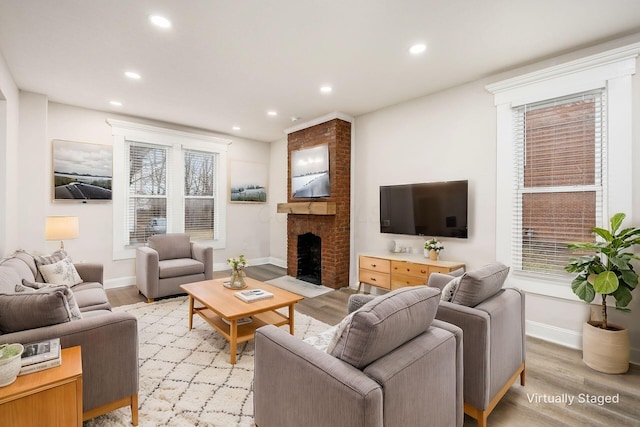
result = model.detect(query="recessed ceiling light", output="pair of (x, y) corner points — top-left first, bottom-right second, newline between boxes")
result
(109, 100), (123, 106)
(409, 43), (427, 55)
(124, 71), (141, 80)
(232, 126), (241, 131)
(267, 111), (278, 117)
(320, 85), (332, 94)
(149, 15), (172, 29)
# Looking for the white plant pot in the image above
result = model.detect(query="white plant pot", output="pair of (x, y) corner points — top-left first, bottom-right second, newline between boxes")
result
(0, 343), (24, 387)
(582, 321), (629, 374)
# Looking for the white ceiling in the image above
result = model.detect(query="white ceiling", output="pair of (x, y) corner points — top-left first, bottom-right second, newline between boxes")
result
(1, 0), (640, 142)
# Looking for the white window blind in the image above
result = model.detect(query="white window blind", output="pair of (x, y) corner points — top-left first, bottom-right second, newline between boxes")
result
(512, 89), (606, 277)
(126, 142), (169, 245)
(184, 149), (217, 240)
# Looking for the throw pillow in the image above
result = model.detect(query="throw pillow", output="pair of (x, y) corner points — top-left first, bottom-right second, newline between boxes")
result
(34, 248), (68, 267)
(34, 249), (69, 282)
(302, 324), (340, 353)
(38, 257), (82, 288)
(326, 311), (356, 354)
(21, 280), (83, 320)
(0, 290), (72, 334)
(441, 275), (462, 302)
(451, 262), (510, 307)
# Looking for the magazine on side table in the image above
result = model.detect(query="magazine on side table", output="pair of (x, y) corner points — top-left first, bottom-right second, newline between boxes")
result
(19, 337), (62, 375)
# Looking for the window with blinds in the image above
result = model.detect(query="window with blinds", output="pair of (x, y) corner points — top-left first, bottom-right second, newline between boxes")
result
(184, 150), (217, 240)
(127, 142), (168, 245)
(512, 89), (606, 276)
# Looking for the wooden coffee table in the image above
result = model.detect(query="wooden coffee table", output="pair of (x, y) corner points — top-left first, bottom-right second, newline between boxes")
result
(180, 277), (304, 364)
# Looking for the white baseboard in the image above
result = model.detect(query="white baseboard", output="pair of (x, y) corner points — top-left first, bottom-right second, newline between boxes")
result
(267, 257), (286, 269)
(104, 276), (136, 290)
(526, 319), (639, 365)
(525, 319), (582, 350)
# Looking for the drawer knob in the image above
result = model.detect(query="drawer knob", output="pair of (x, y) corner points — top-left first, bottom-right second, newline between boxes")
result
(421, 270), (427, 274)
(371, 278), (377, 281)
(406, 268), (410, 272)
(372, 264), (377, 267)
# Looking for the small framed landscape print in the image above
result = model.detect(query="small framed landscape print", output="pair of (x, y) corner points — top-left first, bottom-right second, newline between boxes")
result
(291, 144), (330, 198)
(52, 139), (113, 201)
(229, 160), (268, 203)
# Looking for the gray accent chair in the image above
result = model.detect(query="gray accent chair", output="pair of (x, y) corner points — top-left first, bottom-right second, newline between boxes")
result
(428, 263), (526, 427)
(136, 233), (213, 302)
(0, 251), (139, 425)
(254, 286), (464, 427)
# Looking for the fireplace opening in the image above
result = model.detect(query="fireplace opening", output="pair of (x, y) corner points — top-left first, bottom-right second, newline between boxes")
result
(297, 232), (322, 285)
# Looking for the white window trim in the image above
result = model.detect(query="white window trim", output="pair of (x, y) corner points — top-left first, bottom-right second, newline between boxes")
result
(487, 43), (638, 300)
(108, 119), (231, 260)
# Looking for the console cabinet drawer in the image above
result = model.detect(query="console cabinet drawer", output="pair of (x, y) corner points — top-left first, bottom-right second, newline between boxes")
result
(360, 256), (390, 273)
(391, 274), (428, 290)
(391, 261), (429, 279)
(358, 269), (391, 289)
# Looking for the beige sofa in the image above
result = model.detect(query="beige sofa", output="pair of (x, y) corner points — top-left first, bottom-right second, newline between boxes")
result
(254, 286), (464, 427)
(0, 250), (139, 425)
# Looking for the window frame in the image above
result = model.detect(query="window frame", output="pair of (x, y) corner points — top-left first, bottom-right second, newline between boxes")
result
(487, 44), (638, 300)
(109, 120), (230, 260)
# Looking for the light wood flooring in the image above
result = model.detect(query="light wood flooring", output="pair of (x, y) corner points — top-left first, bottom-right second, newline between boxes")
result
(106, 264), (640, 427)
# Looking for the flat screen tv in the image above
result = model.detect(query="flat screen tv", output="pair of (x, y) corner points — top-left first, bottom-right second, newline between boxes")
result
(380, 180), (468, 238)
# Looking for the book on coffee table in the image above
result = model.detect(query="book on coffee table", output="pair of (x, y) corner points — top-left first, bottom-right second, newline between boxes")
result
(234, 289), (274, 303)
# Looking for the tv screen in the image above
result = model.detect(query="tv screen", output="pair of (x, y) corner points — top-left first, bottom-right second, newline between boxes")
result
(380, 180), (468, 238)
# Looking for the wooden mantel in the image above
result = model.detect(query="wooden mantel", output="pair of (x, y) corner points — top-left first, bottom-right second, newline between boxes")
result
(277, 202), (336, 215)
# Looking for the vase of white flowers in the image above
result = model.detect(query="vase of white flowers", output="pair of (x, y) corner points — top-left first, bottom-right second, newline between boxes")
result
(226, 255), (248, 289)
(424, 239), (444, 261)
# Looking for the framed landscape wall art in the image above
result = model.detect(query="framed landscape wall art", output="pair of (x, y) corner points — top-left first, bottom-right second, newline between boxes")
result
(291, 144), (330, 198)
(52, 139), (113, 201)
(229, 160), (268, 203)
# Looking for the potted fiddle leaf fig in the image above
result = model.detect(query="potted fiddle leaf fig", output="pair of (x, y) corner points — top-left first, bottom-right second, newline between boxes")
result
(565, 212), (640, 374)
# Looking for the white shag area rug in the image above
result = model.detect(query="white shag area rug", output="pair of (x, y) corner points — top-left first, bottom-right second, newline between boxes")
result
(264, 276), (333, 298)
(84, 296), (331, 427)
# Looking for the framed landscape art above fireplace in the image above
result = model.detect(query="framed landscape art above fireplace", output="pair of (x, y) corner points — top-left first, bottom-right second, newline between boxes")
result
(291, 144), (330, 198)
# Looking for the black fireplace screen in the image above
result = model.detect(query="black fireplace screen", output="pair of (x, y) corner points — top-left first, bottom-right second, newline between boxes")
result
(297, 232), (322, 285)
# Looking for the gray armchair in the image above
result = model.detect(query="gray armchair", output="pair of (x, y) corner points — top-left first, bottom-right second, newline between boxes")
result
(254, 286), (464, 427)
(135, 233), (213, 302)
(428, 263), (525, 427)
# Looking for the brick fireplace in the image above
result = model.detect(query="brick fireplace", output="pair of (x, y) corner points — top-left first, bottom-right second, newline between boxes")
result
(279, 116), (351, 289)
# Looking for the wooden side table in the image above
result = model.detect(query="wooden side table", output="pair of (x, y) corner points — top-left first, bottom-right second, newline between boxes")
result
(0, 346), (83, 426)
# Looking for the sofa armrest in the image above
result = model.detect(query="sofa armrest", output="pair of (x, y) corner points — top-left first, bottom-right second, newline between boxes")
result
(348, 294), (376, 314)
(432, 319), (464, 427)
(474, 288), (525, 405)
(436, 288), (525, 410)
(428, 272), (455, 290)
(363, 325), (462, 427)
(0, 312), (139, 412)
(74, 262), (103, 284)
(254, 325), (383, 427)
(436, 301), (491, 410)
(136, 246), (159, 299)
(190, 242), (213, 280)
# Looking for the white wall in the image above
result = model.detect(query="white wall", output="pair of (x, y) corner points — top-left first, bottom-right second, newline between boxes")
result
(347, 41), (640, 364)
(12, 99), (271, 285)
(0, 51), (19, 255)
(268, 136), (288, 266)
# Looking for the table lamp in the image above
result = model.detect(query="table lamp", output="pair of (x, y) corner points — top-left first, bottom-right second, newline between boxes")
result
(45, 216), (79, 249)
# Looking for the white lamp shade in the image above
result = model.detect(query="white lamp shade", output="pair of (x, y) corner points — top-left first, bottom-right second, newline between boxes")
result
(45, 216), (79, 241)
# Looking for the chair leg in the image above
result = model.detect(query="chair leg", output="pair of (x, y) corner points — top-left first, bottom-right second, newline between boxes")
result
(520, 362), (526, 386)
